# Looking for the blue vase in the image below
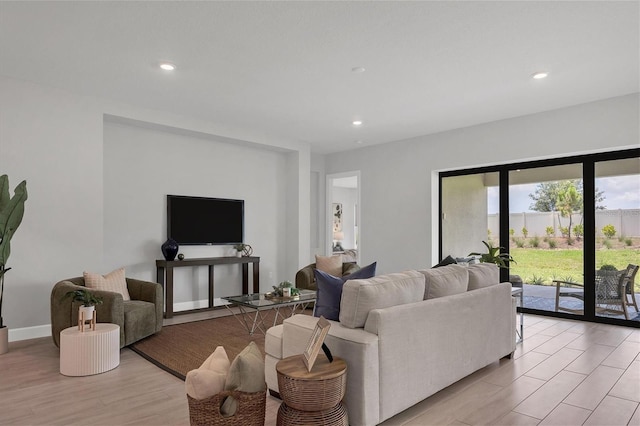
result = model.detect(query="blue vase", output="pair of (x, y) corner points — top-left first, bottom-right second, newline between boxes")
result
(161, 238), (179, 261)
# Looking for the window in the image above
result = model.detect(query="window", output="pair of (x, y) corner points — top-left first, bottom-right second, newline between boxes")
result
(439, 149), (639, 326)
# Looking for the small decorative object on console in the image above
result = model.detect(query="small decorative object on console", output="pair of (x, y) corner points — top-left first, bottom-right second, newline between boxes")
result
(177, 253), (185, 261)
(234, 243), (253, 257)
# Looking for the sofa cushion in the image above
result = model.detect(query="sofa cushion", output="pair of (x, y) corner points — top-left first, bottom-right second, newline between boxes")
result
(419, 264), (468, 299)
(265, 324), (283, 359)
(314, 262), (377, 321)
(84, 267), (130, 301)
(467, 263), (500, 290)
(185, 346), (230, 400)
(339, 270), (425, 329)
(221, 341), (266, 416)
(315, 254), (343, 277)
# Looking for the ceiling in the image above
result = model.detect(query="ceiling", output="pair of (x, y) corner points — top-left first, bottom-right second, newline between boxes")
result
(1, 1), (638, 154)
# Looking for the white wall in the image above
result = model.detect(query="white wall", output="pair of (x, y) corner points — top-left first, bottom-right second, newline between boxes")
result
(441, 174), (489, 259)
(0, 76), (310, 340)
(324, 94), (640, 275)
(103, 120), (288, 302)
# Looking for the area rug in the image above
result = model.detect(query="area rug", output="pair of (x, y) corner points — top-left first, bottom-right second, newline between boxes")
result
(130, 310), (301, 380)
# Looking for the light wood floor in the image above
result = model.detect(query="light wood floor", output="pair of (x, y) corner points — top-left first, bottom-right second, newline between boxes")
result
(1, 313), (638, 425)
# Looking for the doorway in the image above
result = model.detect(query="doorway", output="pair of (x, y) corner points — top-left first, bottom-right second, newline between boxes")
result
(326, 171), (360, 263)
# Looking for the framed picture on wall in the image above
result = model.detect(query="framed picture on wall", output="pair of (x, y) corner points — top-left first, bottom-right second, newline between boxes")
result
(333, 203), (342, 232)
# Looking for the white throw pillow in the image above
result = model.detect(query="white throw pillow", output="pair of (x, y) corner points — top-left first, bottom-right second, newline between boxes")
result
(84, 267), (130, 301)
(185, 346), (230, 400)
(467, 263), (500, 290)
(419, 265), (469, 299)
(315, 254), (343, 277)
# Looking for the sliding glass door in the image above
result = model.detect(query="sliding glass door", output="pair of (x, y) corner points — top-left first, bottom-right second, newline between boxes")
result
(440, 149), (639, 326)
(508, 165), (584, 316)
(593, 158), (640, 323)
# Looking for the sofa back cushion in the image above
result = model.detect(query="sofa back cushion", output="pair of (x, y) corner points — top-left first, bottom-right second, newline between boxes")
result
(467, 263), (500, 290)
(418, 264), (468, 299)
(339, 270), (425, 329)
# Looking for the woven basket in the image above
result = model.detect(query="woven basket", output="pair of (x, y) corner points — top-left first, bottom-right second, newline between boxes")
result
(277, 370), (346, 411)
(277, 402), (348, 426)
(186, 389), (266, 426)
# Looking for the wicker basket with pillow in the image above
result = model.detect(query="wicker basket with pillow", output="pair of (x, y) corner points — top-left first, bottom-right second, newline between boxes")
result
(185, 343), (266, 426)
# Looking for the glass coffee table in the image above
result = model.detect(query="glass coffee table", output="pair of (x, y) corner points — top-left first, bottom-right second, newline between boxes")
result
(222, 290), (316, 335)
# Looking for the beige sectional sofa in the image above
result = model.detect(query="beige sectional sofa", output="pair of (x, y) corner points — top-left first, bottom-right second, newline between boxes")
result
(265, 264), (516, 426)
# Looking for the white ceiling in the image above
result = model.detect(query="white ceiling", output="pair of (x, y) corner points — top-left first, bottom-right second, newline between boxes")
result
(1, 1), (638, 154)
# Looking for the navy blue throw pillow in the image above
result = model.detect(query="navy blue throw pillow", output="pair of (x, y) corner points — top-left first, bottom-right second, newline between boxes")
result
(314, 262), (377, 321)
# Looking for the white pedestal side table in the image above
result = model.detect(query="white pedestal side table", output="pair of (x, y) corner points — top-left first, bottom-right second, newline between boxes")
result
(60, 323), (120, 376)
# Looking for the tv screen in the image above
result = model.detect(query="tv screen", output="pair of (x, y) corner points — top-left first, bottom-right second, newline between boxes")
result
(167, 195), (244, 245)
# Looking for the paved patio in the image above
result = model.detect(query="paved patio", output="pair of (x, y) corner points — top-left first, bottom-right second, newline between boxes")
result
(520, 283), (640, 321)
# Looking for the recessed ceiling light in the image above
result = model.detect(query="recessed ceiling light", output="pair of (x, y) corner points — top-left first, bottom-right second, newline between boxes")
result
(532, 71), (548, 79)
(355, 140), (363, 144)
(160, 62), (176, 71)
(352, 120), (363, 126)
(351, 67), (366, 73)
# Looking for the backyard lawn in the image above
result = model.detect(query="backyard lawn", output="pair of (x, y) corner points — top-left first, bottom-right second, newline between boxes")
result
(510, 245), (640, 291)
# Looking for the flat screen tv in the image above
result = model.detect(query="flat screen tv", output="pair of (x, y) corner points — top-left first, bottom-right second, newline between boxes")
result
(167, 195), (244, 245)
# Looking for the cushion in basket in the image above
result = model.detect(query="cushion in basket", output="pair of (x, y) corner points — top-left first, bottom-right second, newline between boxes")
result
(221, 341), (265, 416)
(185, 346), (230, 400)
(84, 267), (130, 301)
(419, 264), (468, 299)
(314, 262), (377, 321)
(315, 254), (343, 277)
(339, 270), (425, 329)
(467, 263), (500, 290)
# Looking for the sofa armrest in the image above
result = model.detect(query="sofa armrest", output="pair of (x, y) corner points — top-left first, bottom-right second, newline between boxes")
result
(295, 264), (317, 291)
(50, 280), (125, 348)
(126, 278), (163, 333)
(342, 262), (360, 276)
(281, 314), (380, 426)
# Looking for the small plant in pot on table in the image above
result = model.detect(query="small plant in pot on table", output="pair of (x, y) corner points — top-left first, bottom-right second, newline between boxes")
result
(63, 289), (104, 324)
(270, 281), (300, 298)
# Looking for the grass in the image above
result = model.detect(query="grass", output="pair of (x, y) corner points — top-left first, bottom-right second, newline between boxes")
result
(509, 247), (640, 291)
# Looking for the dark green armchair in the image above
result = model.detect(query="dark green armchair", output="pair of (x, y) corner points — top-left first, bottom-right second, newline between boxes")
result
(295, 261), (360, 291)
(51, 276), (163, 348)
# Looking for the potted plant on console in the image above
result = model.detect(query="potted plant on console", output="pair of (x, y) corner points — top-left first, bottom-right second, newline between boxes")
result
(233, 244), (246, 257)
(0, 175), (28, 355)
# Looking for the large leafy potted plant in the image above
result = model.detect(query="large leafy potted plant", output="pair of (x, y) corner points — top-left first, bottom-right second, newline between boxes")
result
(468, 240), (516, 268)
(0, 175), (28, 355)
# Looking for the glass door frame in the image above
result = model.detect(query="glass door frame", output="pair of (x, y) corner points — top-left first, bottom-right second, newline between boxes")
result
(439, 147), (639, 328)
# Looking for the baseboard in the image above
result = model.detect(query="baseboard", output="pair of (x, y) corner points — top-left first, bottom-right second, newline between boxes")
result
(9, 324), (52, 342)
(8, 298), (232, 342)
(173, 298), (231, 312)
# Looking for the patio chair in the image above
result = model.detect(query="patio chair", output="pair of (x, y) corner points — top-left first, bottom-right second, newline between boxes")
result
(622, 264), (639, 312)
(554, 280), (585, 315)
(554, 264), (638, 320)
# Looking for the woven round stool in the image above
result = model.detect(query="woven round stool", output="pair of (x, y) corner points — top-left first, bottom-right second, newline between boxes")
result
(276, 354), (348, 426)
